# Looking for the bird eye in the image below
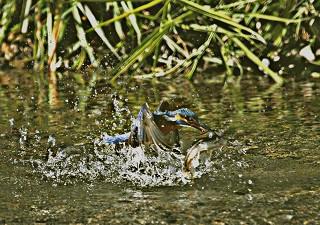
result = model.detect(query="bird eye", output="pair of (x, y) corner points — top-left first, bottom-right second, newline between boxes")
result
(182, 115), (188, 119)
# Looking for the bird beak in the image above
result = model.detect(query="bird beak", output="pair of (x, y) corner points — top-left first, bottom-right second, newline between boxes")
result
(187, 121), (211, 133)
(174, 114), (210, 133)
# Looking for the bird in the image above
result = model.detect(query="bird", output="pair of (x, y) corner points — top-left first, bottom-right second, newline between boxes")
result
(103, 101), (216, 151)
(102, 100), (223, 178)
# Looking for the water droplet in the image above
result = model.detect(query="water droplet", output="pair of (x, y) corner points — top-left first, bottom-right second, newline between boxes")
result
(9, 118), (14, 126)
(245, 194), (253, 201)
(48, 135), (56, 147)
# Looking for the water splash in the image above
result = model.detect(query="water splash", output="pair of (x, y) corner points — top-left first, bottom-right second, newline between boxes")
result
(32, 140), (188, 186)
(110, 93), (132, 131)
(19, 127), (28, 150)
(9, 118), (14, 127)
(29, 133), (249, 187)
(48, 135), (56, 147)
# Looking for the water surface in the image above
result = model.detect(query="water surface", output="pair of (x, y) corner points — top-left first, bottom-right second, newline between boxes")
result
(0, 70), (319, 224)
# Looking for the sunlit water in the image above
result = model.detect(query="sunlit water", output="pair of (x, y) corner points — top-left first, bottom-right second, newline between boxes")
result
(1, 71), (319, 223)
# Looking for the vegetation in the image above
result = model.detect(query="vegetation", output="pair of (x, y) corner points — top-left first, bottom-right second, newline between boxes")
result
(0, 0), (319, 84)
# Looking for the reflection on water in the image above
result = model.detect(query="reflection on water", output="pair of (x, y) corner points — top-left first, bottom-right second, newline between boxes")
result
(0, 70), (319, 223)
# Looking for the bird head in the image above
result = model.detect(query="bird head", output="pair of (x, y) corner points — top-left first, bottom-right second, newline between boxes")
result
(155, 108), (210, 133)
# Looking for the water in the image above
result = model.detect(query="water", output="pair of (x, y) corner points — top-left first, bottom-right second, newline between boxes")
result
(0, 70), (319, 223)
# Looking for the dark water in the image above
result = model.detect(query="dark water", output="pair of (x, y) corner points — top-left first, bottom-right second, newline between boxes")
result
(0, 70), (319, 224)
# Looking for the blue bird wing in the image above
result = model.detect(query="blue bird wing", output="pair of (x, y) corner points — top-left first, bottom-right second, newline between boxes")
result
(101, 132), (131, 145)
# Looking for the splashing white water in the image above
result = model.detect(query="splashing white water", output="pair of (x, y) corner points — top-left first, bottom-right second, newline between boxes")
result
(29, 133), (248, 187)
(32, 139), (193, 186)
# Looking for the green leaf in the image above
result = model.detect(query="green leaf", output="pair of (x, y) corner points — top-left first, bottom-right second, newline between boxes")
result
(231, 37), (284, 84)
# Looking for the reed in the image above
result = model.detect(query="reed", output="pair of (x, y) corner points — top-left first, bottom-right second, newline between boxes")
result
(0, 0), (318, 84)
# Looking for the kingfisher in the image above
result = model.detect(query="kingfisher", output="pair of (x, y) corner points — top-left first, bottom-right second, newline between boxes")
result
(102, 101), (223, 177)
(103, 101), (218, 150)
